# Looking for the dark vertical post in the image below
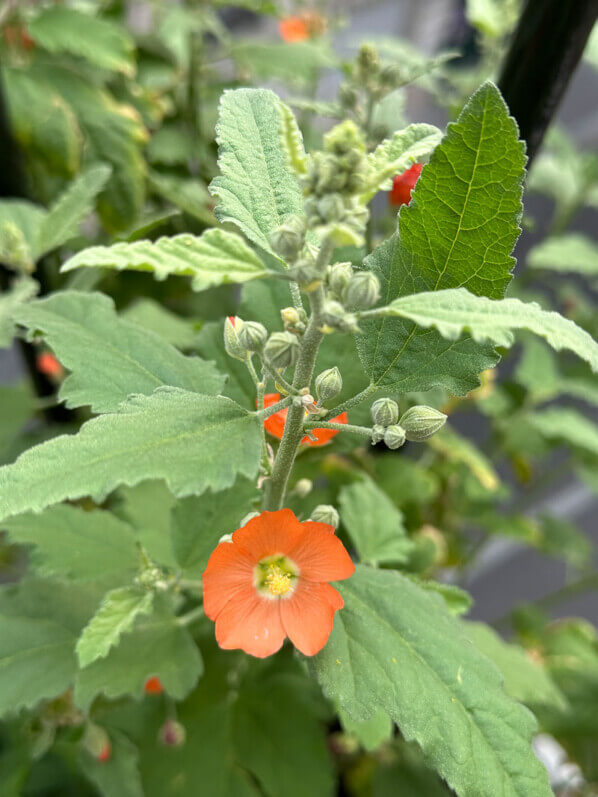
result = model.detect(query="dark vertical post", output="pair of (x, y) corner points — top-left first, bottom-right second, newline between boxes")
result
(498, 0), (598, 166)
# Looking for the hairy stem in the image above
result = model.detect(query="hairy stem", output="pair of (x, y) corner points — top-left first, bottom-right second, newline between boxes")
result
(325, 383), (377, 419)
(263, 239), (335, 510)
(304, 420), (372, 438)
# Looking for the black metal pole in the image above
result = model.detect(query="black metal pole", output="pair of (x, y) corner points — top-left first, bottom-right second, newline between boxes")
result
(498, 0), (598, 167)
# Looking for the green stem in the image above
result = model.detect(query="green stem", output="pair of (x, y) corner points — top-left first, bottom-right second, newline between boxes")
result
(263, 239), (334, 510)
(304, 420), (372, 438)
(177, 605), (205, 627)
(260, 357), (296, 395)
(256, 395), (293, 420)
(325, 383), (377, 419)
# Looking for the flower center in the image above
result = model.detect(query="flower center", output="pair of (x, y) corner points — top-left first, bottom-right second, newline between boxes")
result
(254, 555), (298, 598)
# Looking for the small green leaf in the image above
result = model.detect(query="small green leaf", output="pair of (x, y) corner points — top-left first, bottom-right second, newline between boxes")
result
(0, 201), (45, 271)
(278, 99), (307, 175)
(339, 478), (413, 565)
(35, 165), (112, 259)
(376, 288), (598, 372)
(28, 6), (135, 76)
(3, 505), (139, 583)
(210, 88), (305, 255)
(75, 595), (202, 710)
(76, 587), (154, 668)
(15, 291), (225, 412)
(80, 730), (144, 797)
(527, 233), (598, 275)
(529, 407), (598, 457)
(362, 123), (442, 200)
(61, 230), (268, 291)
(311, 566), (552, 797)
(0, 277), (37, 348)
(0, 389), (262, 522)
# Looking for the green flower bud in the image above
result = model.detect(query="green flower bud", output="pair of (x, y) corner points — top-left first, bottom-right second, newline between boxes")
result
(280, 306), (307, 334)
(269, 215), (306, 261)
(383, 424), (406, 450)
(159, 720), (186, 747)
(316, 193), (346, 224)
(310, 504), (340, 529)
(290, 259), (321, 290)
(356, 44), (380, 79)
(224, 316), (248, 361)
(371, 424), (386, 444)
(293, 478), (313, 498)
(315, 367), (343, 404)
(264, 331), (300, 369)
(324, 120), (365, 156)
(328, 262), (353, 296)
(238, 321), (267, 352)
(342, 271), (381, 310)
(371, 397), (399, 427)
(338, 83), (358, 109)
(320, 300), (360, 334)
(399, 405), (447, 442)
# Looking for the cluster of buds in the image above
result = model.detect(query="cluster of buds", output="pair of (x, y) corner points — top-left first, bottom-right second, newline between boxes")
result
(281, 306), (308, 335)
(264, 331), (300, 370)
(269, 215), (306, 264)
(327, 263), (380, 310)
(224, 316), (268, 361)
(371, 399), (446, 449)
(302, 120), (369, 245)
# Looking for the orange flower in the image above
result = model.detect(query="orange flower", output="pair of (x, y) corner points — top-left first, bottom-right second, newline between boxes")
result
(389, 163), (423, 206)
(262, 393), (348, 447)
(144, 676), (163, 695)
(36, 352), (63, 378)
(279, 11), (326, 42)
(203, 509), (354, 658)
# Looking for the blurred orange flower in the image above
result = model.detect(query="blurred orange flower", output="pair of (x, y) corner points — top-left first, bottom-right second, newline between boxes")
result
(278, 11), (326, 42)
(389, 163), (423, 206)
(262, 392), (347, 446)
(203, 508), (354, 657)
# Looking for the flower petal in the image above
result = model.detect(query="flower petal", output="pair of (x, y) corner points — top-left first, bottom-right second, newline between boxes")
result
(287, 521), (355, 582)
(215, 587), (286, 658)
(202, 542), (254, 620)
(280, 581), (343, 656)
(301, 412), (348, 447)
(232, 509), (303, 561)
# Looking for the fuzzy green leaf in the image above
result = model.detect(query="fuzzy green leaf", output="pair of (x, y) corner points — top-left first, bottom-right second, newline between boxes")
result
(35, 165), (112, 258)
(0, 389), (262, 522)
(279, 99), (308, 175)
(15, 291), (224, 412)
(374, 288), (598, 371)
(172, 479), (260, 578)
(358, 82), (524, 394)
(311, 566), (552, 797)
(121, 299), (199, 350)
(464, 622), (567, 711)
(76, 587), (154, 668)
(75, 595), (202, 710)
(362, 123), (442, 200)
(0, 277), (37, 348)
(210, 88), (305, 255)
(3, 505), (139, 584)
(0, 201), (45, 271)
(338, 708), (393, 752)
(61, 230), (267, 291)
(527, 233), (598, 275)
(339, 478), (413, 565)
(28, 6), (135, 76)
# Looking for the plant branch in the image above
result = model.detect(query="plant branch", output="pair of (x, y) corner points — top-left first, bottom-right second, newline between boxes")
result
(304, 420), (372, 439)
(324, 383), (377, 419)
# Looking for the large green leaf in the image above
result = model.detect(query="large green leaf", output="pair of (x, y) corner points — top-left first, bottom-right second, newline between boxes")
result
(3, 505), (139, 584)
(76, 586), (154, 668)
(362, 123), (442, 200)
(28, 6), (135, 76)
(112, 482), (176, 569)
(527, 233), (598, 275)
(0, 389), (262, 522)
(464, 622), (567, 711)
(374, 288), (598, 371)
(139, 644), (333, 797)
(61, 230), (267, 291)
(15, 291), (224, 412)
(210, 88), (305, 255)
(338, 478), (414, 565)
(35, 165), (112, 259)
(74, 596), (202, 710)
(121, 299), (199, 350)
(357, 81), (524, 394)
(311, 566), (552, 797)
(3, 67), (81, 178)
(172, 479), (260, 579)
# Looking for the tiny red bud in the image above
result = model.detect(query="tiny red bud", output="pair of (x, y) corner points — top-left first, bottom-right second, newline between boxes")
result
(36, 352), (63, 378)
(144, 676), (164, 695)
(159, 719), (186, 747)
(97, 743), (111, 763)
